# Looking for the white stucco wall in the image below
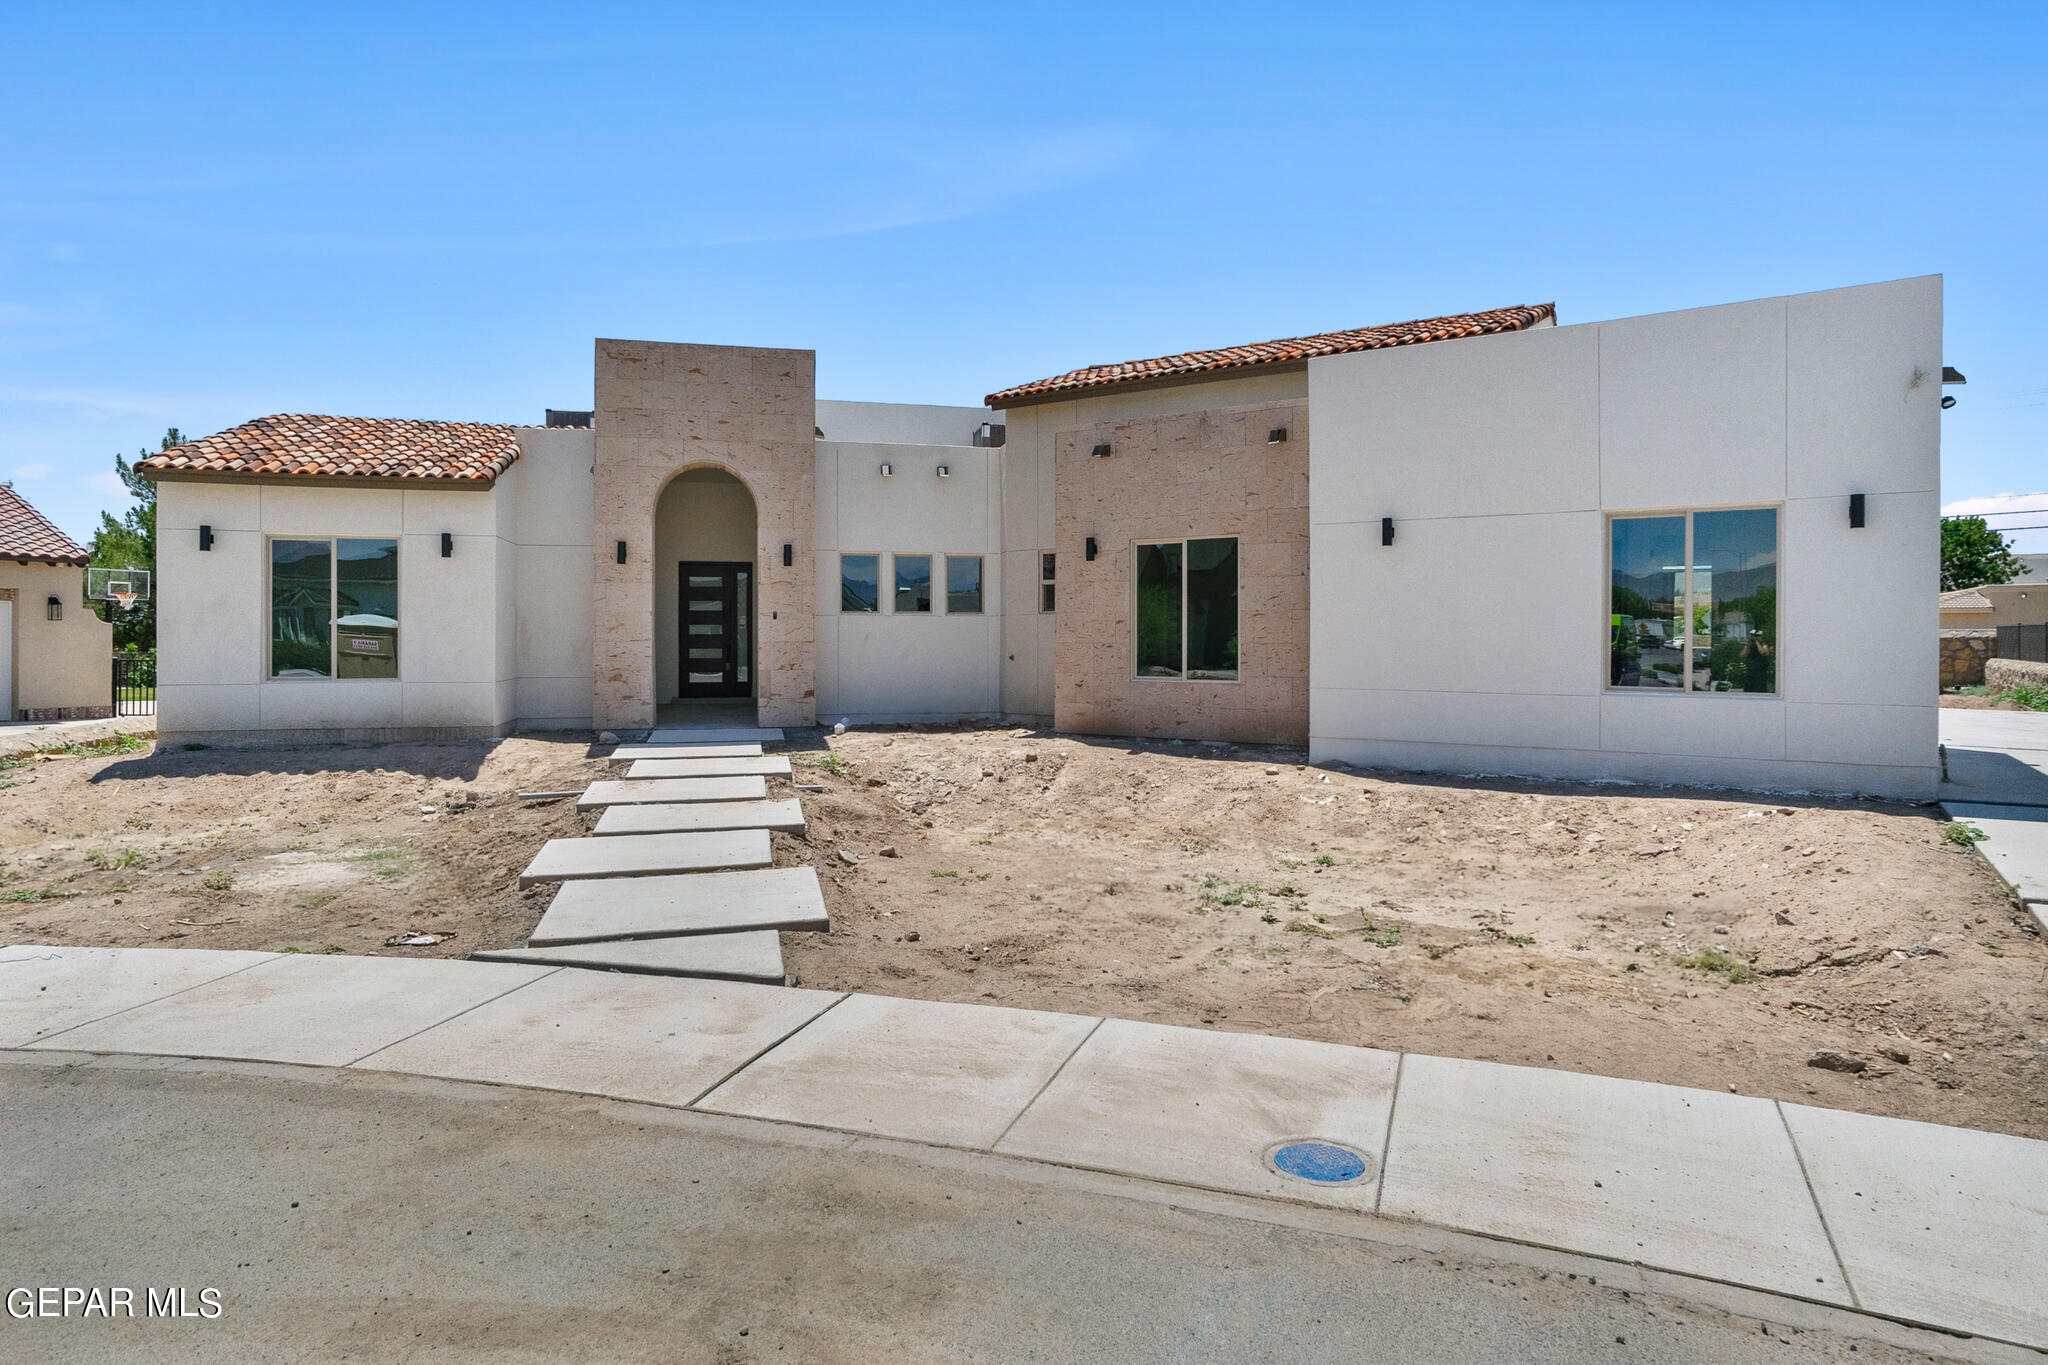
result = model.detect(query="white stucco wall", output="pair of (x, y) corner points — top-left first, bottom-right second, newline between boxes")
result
(815, 400), (993, 447)
(1306, 275), (1942, 798)
(813, 441), (1002, 722)
(509, 427), (594, 727)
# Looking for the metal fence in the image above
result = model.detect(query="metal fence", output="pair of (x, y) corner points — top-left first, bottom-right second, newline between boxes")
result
(112, 656), (155, 716)
(1997, 623), (2048, 664)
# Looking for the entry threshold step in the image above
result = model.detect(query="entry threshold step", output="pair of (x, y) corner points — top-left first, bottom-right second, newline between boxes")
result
(646, 726), (785, 745)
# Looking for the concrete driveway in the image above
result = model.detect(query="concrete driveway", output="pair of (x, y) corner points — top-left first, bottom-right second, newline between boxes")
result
(1939, 709), (2048, 920)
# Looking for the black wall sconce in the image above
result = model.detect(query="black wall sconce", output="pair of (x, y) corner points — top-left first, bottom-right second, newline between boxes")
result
(440, 532), (453, 558)
(1267, 427), (1288, 444)
(1941, 395), (1957, 410)
(46, 595), (62, 621)
(1849, 493), (1866, 529)
(1381, 517), (1396, 547)
(198, 525), (213, 552)
(1085, 536), (1098, 561)
(615, 540), (627, 564)
(1090, 443), (1112, 459)
(782, 542), (794, 567)
(879, 462), (894, 477)
(936, 464), (951, 479)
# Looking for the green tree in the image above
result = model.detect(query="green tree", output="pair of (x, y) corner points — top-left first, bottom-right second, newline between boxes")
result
(86, 428), (178, 652)
(1941, 516), (2030, 592)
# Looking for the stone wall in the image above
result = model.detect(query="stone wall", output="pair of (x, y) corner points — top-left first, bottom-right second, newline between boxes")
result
(591, 341), (817, 730)
(1052, 399), (1309, 744)
(1984, 656), (2048, 692)
(1941, 629), (1996, 689)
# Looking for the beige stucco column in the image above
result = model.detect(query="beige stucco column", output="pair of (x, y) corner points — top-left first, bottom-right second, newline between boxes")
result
(591, 339), (817, 730)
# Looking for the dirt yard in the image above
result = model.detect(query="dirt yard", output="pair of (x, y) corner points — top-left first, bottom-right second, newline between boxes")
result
(4, 727), (2044, 1140)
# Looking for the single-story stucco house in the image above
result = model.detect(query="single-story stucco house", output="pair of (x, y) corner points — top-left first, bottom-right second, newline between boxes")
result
(142, 275), (1949, 797)
(0, 484), (114, 720)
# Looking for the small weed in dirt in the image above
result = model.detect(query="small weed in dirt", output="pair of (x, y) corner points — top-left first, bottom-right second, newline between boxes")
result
(1314, 854), (1338, 867)
(201, 869), (236, 891)
(1361, 919), (1403, 948)
(279, 944), (344, 955)
(86, 848), (146, 871)
(1942, 821), (1988, 847)
(2003, 682), (2048, 711)
(123, 817), (152, 830)
(348, 847), (408, 877)
(1259, 909), (1279, 925)
(1479, 925), (1535, 947)
(931, 869), (958, 878)
(1199, 878), (1271, 910)
(1980, 940), (2006, 958)
(1676, 949), (1756, 984)
(796, 753), (849, 777)
(1286, 919), (1334, 939)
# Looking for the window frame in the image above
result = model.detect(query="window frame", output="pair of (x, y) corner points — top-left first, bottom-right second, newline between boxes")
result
(943, 554), (984, 615)
(1603, 504), (1782, 698)
(838, 551), (882, 614)
(890, 552), (934, 615)
(1131, 534), (1241, 684)
(1039, 551), (1056, 614)
(264, 534), (401, 682)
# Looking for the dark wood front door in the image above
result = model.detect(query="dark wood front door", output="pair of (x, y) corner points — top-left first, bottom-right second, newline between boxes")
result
(678, 561), (752, 698)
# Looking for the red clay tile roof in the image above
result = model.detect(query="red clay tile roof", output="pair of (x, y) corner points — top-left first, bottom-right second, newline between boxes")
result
(138, 414), (522, 484)
(0, 483), (89, 564)
(985, 303), (1557, 407)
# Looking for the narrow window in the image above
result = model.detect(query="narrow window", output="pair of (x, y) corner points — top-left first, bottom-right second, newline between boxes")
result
(945, 555), (983, 613)
(1135, 541), (1185, 677)
(893, 554), (932, 613)
(1609, 509), (1777, 694)
(335, 539), (399, 679)
(1040, 552), (1056, 613)
(1185, 537), (1239, 679)
(840, 554), (880, 612)
(270, 539), (333, 678)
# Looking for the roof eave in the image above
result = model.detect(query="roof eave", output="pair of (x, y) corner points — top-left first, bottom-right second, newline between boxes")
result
(141, 467), (506, 490)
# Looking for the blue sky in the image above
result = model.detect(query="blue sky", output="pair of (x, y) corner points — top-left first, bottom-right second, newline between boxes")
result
(4, 3), (2044, 547)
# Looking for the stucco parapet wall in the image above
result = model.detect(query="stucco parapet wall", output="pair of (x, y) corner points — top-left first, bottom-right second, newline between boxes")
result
(592, 340), (818, 731)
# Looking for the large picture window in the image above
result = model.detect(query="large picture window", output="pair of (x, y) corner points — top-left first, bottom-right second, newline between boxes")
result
(1135, 537), (1238, 680)
(270, 537), (398, 679)
(1609, 509), (1777, 694)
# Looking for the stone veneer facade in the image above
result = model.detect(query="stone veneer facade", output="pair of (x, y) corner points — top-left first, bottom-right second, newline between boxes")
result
(591, 340), (818, 729)
(1052, 399), (1310, 744)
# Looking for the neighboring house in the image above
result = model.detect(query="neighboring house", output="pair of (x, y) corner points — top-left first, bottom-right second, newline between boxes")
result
(143, 275), (1945, 798)
(1940, 581), (2048, 628)
(0, 484), (113, 721)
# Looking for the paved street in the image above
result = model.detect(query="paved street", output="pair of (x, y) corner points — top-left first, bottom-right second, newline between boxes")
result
(0, 1061), (1995, 1364)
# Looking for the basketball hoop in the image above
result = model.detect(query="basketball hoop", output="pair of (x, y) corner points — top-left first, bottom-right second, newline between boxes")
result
(112, 591), (137, 612)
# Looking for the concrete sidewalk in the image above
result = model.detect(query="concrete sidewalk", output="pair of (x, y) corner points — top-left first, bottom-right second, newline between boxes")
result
(1939, 708), (2048, 924)
(3, 943), (2043, 1352)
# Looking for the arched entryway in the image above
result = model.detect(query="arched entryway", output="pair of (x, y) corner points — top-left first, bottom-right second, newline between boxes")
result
(654, 467), (758, 713)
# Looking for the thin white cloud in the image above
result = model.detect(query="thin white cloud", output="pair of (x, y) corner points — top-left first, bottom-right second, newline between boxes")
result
(81, 469), (129, 498)
(9, 462), (52, 480)
(1944, 492), (2048, 554)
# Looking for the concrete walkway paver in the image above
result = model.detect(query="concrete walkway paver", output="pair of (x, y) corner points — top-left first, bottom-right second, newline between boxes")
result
(593, 797), (806, 836)
(1939, 709), (2048, 808)
(1781, 1101), (2048, 1345)
(526, 866), (830, 945)
(624, 755), (792, 780)
(1939, 802), (2048, 906)
(0, 944), (272, 1047)
(356, 967), (840, 1106)
(697, 993), (1101, 1149)
(473, 931), (789, 984)
(517, 829), (772, 887)
(26, 953), (553, 1066)
(995, 1018), (1399, 1210)
(609, 742), (764, 761)
(1379, 1054), (1852, 1303)
(646, 726), (784, 744)
(578, 776), (768, 809)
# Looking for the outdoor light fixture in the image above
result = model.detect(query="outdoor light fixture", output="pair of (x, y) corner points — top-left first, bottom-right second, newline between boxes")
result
(1849, 493), (1867, 529)
(1942, 395), (1957, 410)
(1086, 536), (1098, 561)
(783, 542), (794, 567)
(1382, 517), (1396, 547)
(935, 464), (950, 479)
(46, 595), (61, 621)
(1268, 427), (1288, 444)
(198, 525), (213, 552)
(441, 532), (453, 558)
(1090, 443), (1112, 459)
(616, 540), (627, 565)
(880, 462), (893, 477)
